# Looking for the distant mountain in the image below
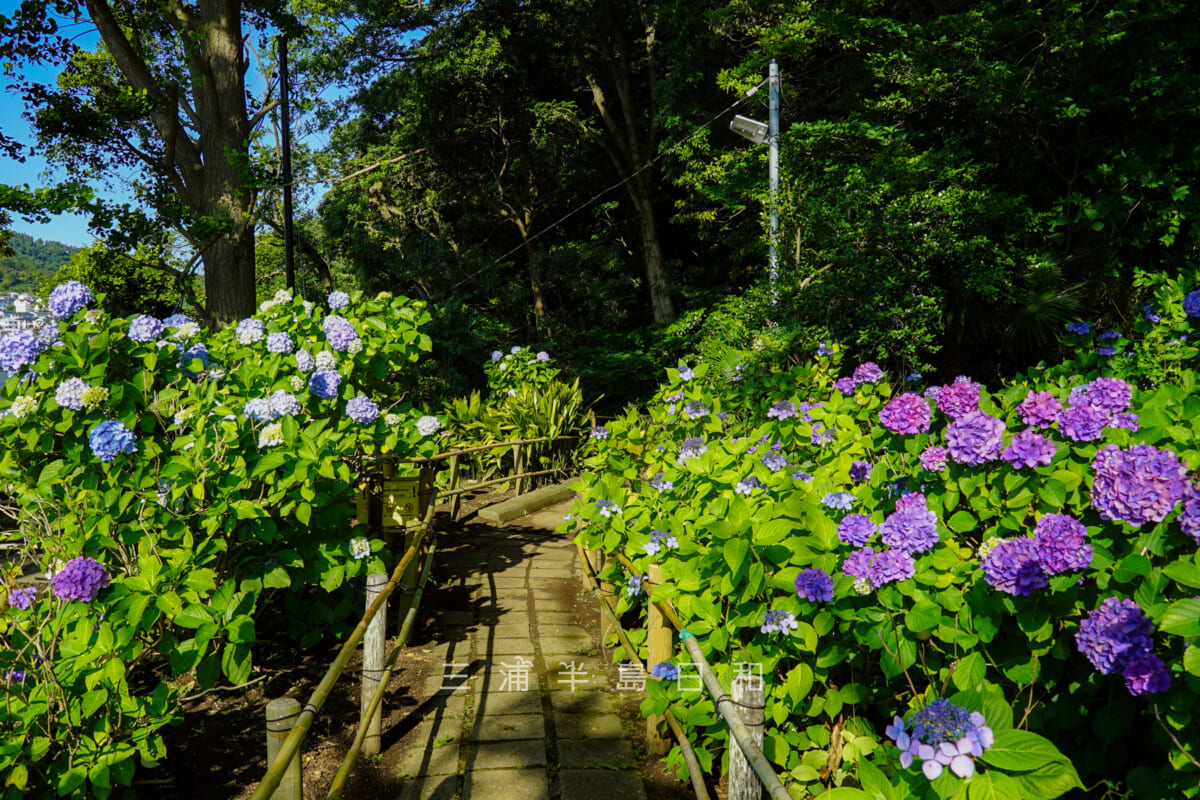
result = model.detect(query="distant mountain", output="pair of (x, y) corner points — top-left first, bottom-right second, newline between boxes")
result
(0, 232), (79, 293)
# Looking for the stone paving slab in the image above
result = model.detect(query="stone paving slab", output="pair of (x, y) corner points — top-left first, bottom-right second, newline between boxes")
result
(470, 712), (547, 741)
(463, 768), (549, 800)
(473, 623), (530, 640)
(397, 776), (458, 800)
(558, 739), (635, 768)
(396, 740), (460, 777)
(559, 769), (647, 800)
(550, 690), (617, 714)
(554, 712), (626, 739)
(475, 637), (535, 656)
(471, 689), (542, 715)
(467, 739), (549, 769)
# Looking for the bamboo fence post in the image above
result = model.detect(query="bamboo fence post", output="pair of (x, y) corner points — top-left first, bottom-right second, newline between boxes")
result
(646, 563), (672, 756)
(512, 443), (524, 494)
(729, 671), (765, 800)
(265, 698), (303, 800)
(362, 573), (387, 756)
(596, 548), (617, 612)
(447, 453), (462, 521)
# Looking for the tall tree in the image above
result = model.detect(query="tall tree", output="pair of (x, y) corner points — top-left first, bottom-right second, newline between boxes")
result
(0, 1), (292, 324)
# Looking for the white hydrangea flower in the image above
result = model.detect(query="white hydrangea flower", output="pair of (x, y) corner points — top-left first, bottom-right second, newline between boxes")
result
(346, 339), (363, 355)
(81, 386), (109, 410)
(274, 289), (293, 303)
(259, 299), (278, 313)
(84, 309), (105, 325)
(350, 536), (371, 560)
(173, 322), (201, 340)
(258, 422), (285, 449)
(416, 415), (441, 436)
(290, 375), (305, 392)
(384, 413), (402, 426)
(315, 350), (337, 369)
(302, 300), (314, 316)
(9, 396), (36, 418)
(173, 407), (194, 427)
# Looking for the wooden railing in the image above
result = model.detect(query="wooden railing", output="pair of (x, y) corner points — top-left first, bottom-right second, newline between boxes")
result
(251, 434), (581, 799)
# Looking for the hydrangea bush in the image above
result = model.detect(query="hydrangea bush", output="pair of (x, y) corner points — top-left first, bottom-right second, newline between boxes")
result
(0, 287), (437, 797)
(563, 287), (1200, 799)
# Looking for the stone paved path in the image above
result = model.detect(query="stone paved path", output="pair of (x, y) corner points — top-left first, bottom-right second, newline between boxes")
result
(387, 500), (649, 800)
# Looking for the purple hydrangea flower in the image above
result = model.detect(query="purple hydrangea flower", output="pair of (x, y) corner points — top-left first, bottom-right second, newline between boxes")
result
(811, 424), (836, 446)
(50, 557), (110, 602)
(879, 393), (932, 434)
(590, 426), (608, 440)
(1099, 328), (1121, 340)
(766, 401), (797, 420)
(309, 368), (342, 400)
(1123, 652), (1171, 695)
(936, 379), (981, 419)
(683, 401), (709, 419)
(626, 574), (644, 596)
(236, 318), (265, 345)
(596, 499), (622, 518)
(850, 460), (872, 484)
(1091, 444), (1187, 527)
(880, 503), (939, 555)
(88, 420), (136, 461)
(842, 547), (875, 581)
(536, 351), (550, 362)
(853, 362), (883, 384)
(1178, 481), (1200, 545)
(822, 491), (856, 511)
(1058, 403), (1109, 442)
(1143, 305), (1161, 323)
(648, 473), (674, 493)
(1066, 321), (1092, 334)
(894, 699), (994, 779)
(47, 281), (95, 319)
(1076, 597), (1155, 675)
(346, 395), (378, 424)
(1112, 413), (1139, 431)
(833, 376), (858, 394)
(643, 529), (678, 556)
(679, 437), (706, 461)
(328, 290), (350, 310)
(792, 470), (814, 482)
(864, 549), (916, 587)
(735, 475), (764, 495)
(1073, 378), (1133, 414)
(295, 349), (315, 372)
(1016, 390), (1062, 429)
(650, 661), (679, 680)
(838, 514), (877, 546)
(945, 411), (1005, 466)
(1179, 291), (1199, 318)
(1002, 429), (1056, 469)
(322, 315), (360, 352)
(6, 586), (36, 610)
(760, 609), (799, 634)
(817, 343), (834, 356)
(981, 537), (1046, 595)
(1098, 345), (1117, 356)
(677, 363), (694, 381)
(266, 332), (294, 354)
(0, 329), (44, 372)
(163, 313), (192, 329)
(1033, 513), (1092, 574)
(794, 568), (834, 602)
(920, 446), (949, 472)
(55, 377), (88, 411)
(761, 452), (788, 472)
(491, 350), (503, 362)
(924, 385), (942, 401)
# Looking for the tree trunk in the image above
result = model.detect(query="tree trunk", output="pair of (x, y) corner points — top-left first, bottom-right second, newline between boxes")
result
(631, 187), (674, 322)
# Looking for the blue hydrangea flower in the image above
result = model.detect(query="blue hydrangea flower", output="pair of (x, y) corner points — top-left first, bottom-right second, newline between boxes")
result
(643, 529), (679, 556)
(677, 363), (694, 381)
(266, 332), (294, 354)
(309, 368), (342, 400)
(127, 315), (164, 343)
(536, 351), (550, 362)
(1066, 321), (1092, 334)
(683, 401), (708, 419)
(244, 397), (275, 422)
(760, 609), (798, 634)
(49, 557), (110, 602)
(6, 586), (35, 610)
(35, 323), (61, 347)
(1123, 652), (1171, 695)
(811, 424), (836, 446)
(491, 350), (503, 362)
(822, 492), (856, 511)
(236, 318), (265, 345)
(346, 395), (379, 424)
(328, 290), (351, 310)
(47, 281), (95, 319)
(88, 420), (136, 461)
(626, 574), (644, 597)
(323, 314), (360, 351)
(1098, 345), (1117, 356)
(0, 330), (44, 373)
(590, 426), (609, 440)
(794, 568), (834, 602)
(269, 390), (302, 418)
(735, 475), (764, 495)
(179, 343), (210, 378)
(1143, 304), (1161, 323)
(295, 349), (315, 372)
(767, 401), (797, 420)
(1076, 597), (1155, 675)
(907, 372), (922, 381)
(761, 452), (788, 472)
(163, 313), (192, 328)
(650, 661), (679, 680)
(596, 499), (622, 518)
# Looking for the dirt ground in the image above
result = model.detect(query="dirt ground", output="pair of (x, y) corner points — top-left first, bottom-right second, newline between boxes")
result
(149, 488), (701, 799)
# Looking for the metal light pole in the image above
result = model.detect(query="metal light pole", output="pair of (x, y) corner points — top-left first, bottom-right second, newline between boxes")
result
(729, 60), (781, 295)
(279, 35), (295, 291)
(767, 59), (780, 293)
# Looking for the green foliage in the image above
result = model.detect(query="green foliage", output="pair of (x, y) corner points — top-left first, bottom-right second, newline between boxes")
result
(0, 232), (79, 293)
(563, 281), (1200, 797)
(39, 241), (188, 318)
(0, 286), (437, 796)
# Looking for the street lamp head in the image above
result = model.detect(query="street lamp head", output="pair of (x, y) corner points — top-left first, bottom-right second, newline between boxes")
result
(730, 114), (767, 145)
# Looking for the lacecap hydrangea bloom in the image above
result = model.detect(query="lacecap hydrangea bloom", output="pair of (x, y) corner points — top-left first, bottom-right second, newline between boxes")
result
(309, 368), (342, 400)
(879, 392), (932, 434)
(945, 411), (1005, 466)
(644, 529), (678, 556)
(1016, 390), (1062, 429)
(822, 491), (856, 511)
(596, 499), (622, 517)
(761, 609), (799, 634)
(683, 401), (708, 419)
(416, 415), (441, 436)
(1066, 321), (1092, 334)
(322, 315), (360, 352)
(794, 568), (834, 602)
(328, 290), (351, 310)
(1091, 444), (1187, 527)
(650, 661), (679, 680)
(236, 318), (265, 345)
(49, 556), (110, 602)
(1001, 429), (1056, 469)
(838, 514), (877, 546)
(648, 473), (673, 493)
(590, 426), (608, 440)
(887, 698), (994, 780)
(677, 363), (694, 381)
(346, 395), (379, 424)
(88, 420), (136, 461)
(761, 452), (788, 472)
(47, 280), (95, 319)
(766, 400), (797, 420)
(735, 475), (764, 495)
(626, 574), (644, 596)
(678, 437), (706, 461)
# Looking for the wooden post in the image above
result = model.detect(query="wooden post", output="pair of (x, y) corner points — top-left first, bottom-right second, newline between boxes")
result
(512, 443), (524, 495)
(730, 670), (765, 800)
(448, 453), (462, 521)
(265, 698), (303, 800)
(596, 549), (617, 612)
(646, 564), (671, 756)
(395, 527), (420, 625)
(362, 573), (387, 756)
